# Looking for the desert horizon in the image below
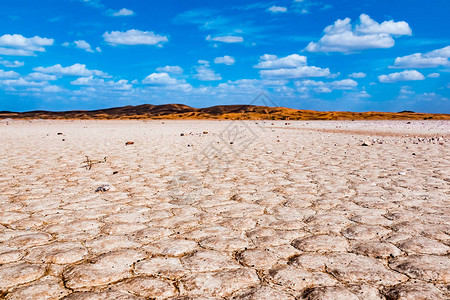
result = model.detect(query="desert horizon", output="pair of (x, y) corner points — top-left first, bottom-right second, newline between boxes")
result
(1, 0), (449, 298)
(2, 103), (450, 121)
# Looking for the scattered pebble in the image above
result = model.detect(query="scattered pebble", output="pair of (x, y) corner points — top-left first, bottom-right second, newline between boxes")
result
(398, 172), (406, 175)
(95, 185), (111, 192)
(125, 141), (134, 145)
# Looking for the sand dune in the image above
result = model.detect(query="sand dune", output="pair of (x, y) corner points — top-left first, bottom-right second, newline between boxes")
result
(1, 103), (449, 120)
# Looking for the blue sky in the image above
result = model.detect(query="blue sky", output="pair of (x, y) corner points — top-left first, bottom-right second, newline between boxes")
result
(0, 0), (449, 113)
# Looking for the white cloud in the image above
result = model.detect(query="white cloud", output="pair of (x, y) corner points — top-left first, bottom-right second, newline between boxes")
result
(0, 58), (24, 68)
(0, 78), (47, 87)
(260, 66), (330, 79)
(156, 65), (183, 74)
(194, 65), (222, 81)
(109, 8), (135, 17)
(254, 54), (307, 69)
(214, 56), (235, 65)
(393, 46), (450, 68)
(0, 69), (20, 78)
(142, 72), (192, 91)
(33, 63), (111, 78)
(103, 29), (168, 46)
(0, 34), (54, 56)
(74, 40), (94, 53)
(268, 6), (287, 13)
(305, 14), (411, 53)
(25, 72), (57, 81)
(356, 14), (412, 35)
(295, 79), (358, 93)
(255, 54), (330, 79)
(206, 35), (244, 43)
(71, 76), (132, 90)
(142, 72), (179, 85)
(349, 72), (366, 78)
(378, 70), (425, 83)
(427, 73), (440, 78)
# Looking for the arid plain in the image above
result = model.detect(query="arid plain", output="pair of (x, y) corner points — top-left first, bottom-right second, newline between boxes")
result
(0, 119), (449, 299)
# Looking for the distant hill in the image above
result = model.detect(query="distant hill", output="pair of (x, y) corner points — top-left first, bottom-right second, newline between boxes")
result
(1, 104), (449, 120)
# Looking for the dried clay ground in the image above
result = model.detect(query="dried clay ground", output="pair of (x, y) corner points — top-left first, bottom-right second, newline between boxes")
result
(0, 120), (449, 299)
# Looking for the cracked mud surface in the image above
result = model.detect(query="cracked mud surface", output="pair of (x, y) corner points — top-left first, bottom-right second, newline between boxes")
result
(0, 120), (449, 299)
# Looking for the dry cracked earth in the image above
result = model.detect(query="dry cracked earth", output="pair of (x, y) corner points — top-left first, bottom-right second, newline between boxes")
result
(0, 120), (449, 299)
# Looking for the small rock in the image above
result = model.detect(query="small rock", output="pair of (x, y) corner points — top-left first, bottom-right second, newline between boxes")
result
(267, 151), (272, 154)
(113, 171), (119, 175)
(361, 140), (372, 146)
(203, 131), (208, 134)
(57, 133), (63, 135)
(125, 141), (134, 145)
(95, 185), (111, 192)
(180, 133), (185, 136)
(398, 172), (406, 176)
(230, 142), (234, 145)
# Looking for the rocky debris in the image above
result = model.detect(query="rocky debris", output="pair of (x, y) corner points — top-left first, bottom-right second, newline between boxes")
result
(361, 140), (372, 146)
(95, 184), (110, 192)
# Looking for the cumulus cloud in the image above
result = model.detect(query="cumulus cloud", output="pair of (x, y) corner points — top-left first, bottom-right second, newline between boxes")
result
(255, 54), (330, 79)
(260, 66), (330, 79)
(295, 79), (358, 93)
(206, 35), (244, 43)
(393, 46), (450, 68)
(268, 6), (287, 13)
(305, 14), (411, 53)
(194, 64), (222, 81)
(427, 73), (440, 78)
(103, 29), (168, 46)
(74, 40), (94, 53)
(0, 58), (24, 68)
(156, 65), (183, 74)
(349, 72), (366, 78)
(0, 78), (47, 87)
(214, 56), (235, 65)
(108, 8), (135, 17)
(0, 69), (20, 79)
(378, 70), (425, 83)
(0, 34), (54, 56)
(142, 72), (192, 91)
(71, 76), (132, 90)
(33, 63), (111, 78)
(142, 72), (179, 85)
(25, 72), (57, 81)
(254, 54), (307, 69)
